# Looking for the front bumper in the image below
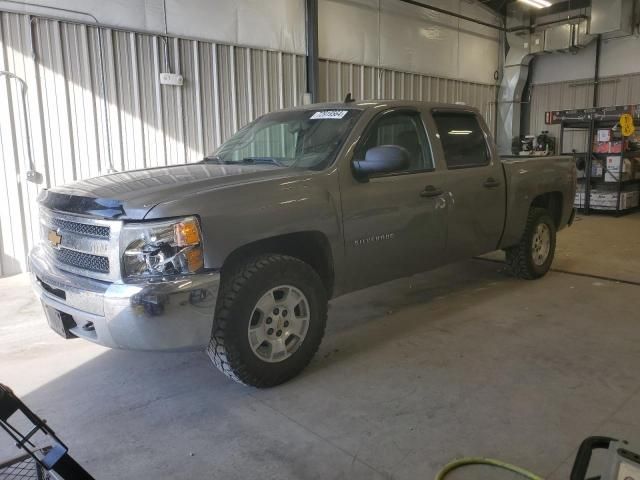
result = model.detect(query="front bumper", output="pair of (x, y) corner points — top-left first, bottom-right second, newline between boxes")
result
(29, 244), (220, 351)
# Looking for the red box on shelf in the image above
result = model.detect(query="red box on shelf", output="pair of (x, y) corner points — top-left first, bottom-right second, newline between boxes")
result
(593, 142), (610, 153)
(609, 141), (623, 153)
(592, 141), (625, 154)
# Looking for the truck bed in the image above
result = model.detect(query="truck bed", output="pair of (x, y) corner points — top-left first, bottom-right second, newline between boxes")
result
(499, 155), (577, 249)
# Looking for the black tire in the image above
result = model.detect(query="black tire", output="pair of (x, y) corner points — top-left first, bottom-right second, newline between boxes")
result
(505, 207), (556, 280)
(206, 254), (327, 387)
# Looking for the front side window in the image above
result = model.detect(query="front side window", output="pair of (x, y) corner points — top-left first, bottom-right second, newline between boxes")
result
(354, 111), (433, 172)
(432, 112), (489, 169)
(205, 109), (362, 170)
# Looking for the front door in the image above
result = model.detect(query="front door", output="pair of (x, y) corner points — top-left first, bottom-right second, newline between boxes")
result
(340, 109), (449, 291)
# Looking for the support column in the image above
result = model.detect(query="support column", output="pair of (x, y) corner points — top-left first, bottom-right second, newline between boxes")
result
(305, 0), (319, 103)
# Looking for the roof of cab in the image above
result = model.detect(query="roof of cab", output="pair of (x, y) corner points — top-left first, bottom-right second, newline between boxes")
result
(287, 99), (481, 114)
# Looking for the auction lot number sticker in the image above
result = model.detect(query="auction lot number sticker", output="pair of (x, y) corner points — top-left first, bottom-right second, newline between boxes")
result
(310, 110), (348, 120)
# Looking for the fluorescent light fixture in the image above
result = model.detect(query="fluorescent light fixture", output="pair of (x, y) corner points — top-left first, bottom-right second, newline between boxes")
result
(519, 0), (551, 8)
(448, 130), (473, 135)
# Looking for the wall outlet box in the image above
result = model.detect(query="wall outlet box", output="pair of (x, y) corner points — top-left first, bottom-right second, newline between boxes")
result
(160, 73), (183, 86)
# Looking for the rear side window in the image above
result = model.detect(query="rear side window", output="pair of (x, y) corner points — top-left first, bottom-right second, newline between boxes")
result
(432, 112), (489, 169)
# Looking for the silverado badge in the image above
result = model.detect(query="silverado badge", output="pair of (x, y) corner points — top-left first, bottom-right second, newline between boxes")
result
(47, 229), (62, 247)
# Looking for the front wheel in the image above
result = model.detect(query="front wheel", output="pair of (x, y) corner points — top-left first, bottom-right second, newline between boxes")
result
(206, 254), (327, 387)
(505, 207), (556, 280)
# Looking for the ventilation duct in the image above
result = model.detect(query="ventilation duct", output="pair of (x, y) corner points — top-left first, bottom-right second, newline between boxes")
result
(496, 5), (596, 155)
(544, 20), (592, 51)
(590, 0), (634, 36)
(496, 4), (533, 155)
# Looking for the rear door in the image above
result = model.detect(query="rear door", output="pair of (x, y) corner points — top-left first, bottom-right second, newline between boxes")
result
(428, 110), (506, 259)
(340, 108), (449, 290)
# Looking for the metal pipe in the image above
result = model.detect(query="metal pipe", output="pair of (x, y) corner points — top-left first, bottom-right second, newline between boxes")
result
(396, 0), (507, 31)
(511, 14), (590, 32)
(583, 35), (602, 215)
(593, 35), (601, 108)
(160, 0), (171, 72)
(494, 27), (505, 138)
(305, 0), (319, 102)
(395, 0), (588, 33)
(0, 0), (100, 23)
(0, 71), (35, 174)
(2, 0), (114, 172)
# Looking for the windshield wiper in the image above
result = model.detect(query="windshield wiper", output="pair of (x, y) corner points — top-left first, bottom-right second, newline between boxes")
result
(202, 155), (223, 164)
(202, 156), (285, 167)
(239, 157), (285, 167)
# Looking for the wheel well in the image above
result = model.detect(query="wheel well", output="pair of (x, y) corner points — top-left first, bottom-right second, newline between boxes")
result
(221, 232), (335, 297)
(531, 192), (563, 227)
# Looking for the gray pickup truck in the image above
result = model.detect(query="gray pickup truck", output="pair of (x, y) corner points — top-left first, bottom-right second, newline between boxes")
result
(29, 100), (576, 387)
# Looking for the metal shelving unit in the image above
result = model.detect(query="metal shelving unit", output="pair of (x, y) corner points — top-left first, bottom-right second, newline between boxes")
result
(558, 118), (640, 216)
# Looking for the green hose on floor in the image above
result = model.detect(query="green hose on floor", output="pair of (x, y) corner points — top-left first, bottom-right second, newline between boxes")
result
(435, 457), (544, 480)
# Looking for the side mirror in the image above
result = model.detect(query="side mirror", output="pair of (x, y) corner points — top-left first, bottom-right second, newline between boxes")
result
(352, 145), (410, 179)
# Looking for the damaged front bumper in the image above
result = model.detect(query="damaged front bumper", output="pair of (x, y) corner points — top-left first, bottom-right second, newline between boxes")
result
(29, 244), (220, 351)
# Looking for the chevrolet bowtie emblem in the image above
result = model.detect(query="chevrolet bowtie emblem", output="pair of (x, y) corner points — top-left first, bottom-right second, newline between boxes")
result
(48, 229), (62, 247)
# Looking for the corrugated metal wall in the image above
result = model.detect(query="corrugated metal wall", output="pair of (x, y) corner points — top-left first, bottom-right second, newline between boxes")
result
(0, 11), (306, 276)
(318, 58), (497, 129)
(0, 9), (499, 277)
(529, 73), (640, 153)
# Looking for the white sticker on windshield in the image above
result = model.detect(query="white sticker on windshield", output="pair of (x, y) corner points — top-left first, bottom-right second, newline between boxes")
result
(310, 110), (348, 120)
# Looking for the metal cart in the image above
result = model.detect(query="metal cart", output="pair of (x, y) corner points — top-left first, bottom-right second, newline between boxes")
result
(0, 384), (93, 480)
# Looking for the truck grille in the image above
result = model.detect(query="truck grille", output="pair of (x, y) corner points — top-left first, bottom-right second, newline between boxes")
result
(40, 208), (122, 281)
(54, 247), (110, 273)
(51, 217), (110, 238)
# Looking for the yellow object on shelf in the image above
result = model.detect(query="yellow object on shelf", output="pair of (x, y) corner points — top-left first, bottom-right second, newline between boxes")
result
(620, 113), (635, 137)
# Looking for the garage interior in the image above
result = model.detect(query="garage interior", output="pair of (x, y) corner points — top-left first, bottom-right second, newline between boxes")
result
(1, 0), (640, 479)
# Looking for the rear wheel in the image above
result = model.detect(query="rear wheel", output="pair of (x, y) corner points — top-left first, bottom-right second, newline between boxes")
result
(207, 254), (327, 387)
(505, 207), (556, 280)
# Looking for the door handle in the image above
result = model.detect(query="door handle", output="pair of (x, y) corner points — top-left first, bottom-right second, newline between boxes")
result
(420, 185), (444, 198)
(483, 177), (501, 188)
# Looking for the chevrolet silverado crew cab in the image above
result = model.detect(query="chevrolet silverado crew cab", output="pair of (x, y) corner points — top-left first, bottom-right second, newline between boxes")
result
(30, 100), (576, 387)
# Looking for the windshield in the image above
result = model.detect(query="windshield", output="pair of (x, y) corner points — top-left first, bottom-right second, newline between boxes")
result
(204, 108), (362, 170)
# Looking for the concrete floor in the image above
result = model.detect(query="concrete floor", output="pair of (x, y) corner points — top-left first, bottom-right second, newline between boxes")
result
(1, 213), (639, 479)
(483, 213), (640, 284)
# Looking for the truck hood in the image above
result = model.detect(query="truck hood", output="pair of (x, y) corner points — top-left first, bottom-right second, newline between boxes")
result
(38, 163), (295, 219)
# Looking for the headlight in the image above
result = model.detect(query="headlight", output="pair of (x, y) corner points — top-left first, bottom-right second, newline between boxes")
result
(121, 216), (204, 278)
